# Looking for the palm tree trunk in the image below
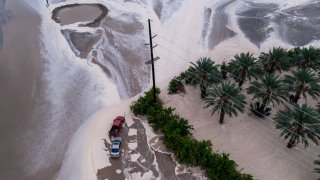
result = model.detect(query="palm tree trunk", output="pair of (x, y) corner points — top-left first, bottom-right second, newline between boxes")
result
(261, 98), (268, 109)
(222, 71), (227, 79)
(219, 108), (225, 124)
(293, 90), (301, 103)
(200, 81), (206, 99)
(287, 138), (296, 148)
(238, 79), (244, 87)
(267, 64), (274, 74)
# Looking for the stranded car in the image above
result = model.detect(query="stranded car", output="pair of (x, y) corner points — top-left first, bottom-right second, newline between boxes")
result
(109, 116), (125, 137)
(110, 137), (122, 158)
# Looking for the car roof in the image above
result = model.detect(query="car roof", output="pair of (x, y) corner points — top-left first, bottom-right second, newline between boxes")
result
(112, 137), (122, 142)
(112, 143), (120, 149)
(113, 119), (122, 126)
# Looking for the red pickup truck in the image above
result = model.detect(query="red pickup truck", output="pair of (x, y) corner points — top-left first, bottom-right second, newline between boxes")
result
(109, 116), (125, 137)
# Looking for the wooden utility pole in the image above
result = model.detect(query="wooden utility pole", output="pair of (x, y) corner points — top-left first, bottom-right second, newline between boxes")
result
(146, 19), (159, 104)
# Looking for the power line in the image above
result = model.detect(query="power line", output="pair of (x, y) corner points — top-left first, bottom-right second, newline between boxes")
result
(154, 53), (318, 170)
(153, 40), (320, 139)
(155, 42), (320, 154)
(144, 16), (313, 173)
(153, 29), (320, 126)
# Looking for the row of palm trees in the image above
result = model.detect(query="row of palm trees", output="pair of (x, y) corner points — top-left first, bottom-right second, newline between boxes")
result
(172, 46), (320, 176)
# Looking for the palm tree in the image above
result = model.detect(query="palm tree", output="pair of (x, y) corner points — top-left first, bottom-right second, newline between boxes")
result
(229, 52), (261, 87)
(258, 46), (291, 73)
(292, 46), (320, 70)
(283, 69), (320, 103)
(315, 155), (320, 176)
(274, 104), (320, 148)
(217, 61), (228, 79)
(204, 82), (246, 124)
(189, 57), (221, 98)
(247, 73), (288, 109)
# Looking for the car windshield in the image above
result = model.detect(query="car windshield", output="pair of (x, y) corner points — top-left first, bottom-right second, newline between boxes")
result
(111, 148), (119, 153)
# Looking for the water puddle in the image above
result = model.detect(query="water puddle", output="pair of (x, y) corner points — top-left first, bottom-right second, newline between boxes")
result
(52, 4), (107, 26)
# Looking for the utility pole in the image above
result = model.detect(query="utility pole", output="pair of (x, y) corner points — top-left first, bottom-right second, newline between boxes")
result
(145, 19), (160, 104)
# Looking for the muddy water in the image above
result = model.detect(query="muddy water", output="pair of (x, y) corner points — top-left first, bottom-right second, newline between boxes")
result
(97, 118), (199, 179)
(236, 2), (279, 47)
(274, 2), (320, 46)
(207, 0), (235, 49)
(0, 1), (108, 179)
(237, 1), (320, 46)
(53, 3), (150, 99)
(0, 0), (47, 179)
(53, 4), (103, 25)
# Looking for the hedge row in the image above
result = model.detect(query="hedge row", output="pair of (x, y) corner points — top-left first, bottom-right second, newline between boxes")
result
(130, 88), (253, 180)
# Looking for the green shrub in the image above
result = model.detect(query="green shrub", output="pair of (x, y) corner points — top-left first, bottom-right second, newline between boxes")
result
(130, 88), (253, 180)
(168, 76), (185, 94)
(250, 101), (271, 118)
(130, 88), (162, 116)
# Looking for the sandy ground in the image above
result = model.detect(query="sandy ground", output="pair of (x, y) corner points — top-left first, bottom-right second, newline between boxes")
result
(160, 85), (320, 180)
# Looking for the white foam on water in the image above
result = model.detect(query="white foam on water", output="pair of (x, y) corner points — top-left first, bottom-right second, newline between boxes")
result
(131, 171), (155, 180)
(128, 142), (138, 150)
(116, 169), (122, 174)
(152, 0), (210, 83)
(246, 0), (315, 10)
(24, 0), (47, 12)
(128, 128), (138, 136)
(130, 153), (140, 162)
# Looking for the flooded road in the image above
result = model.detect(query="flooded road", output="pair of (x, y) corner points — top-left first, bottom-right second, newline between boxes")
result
(97, 117), (200, 179)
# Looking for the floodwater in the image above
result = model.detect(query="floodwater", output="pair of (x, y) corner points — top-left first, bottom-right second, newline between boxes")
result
(237, 1), (320, 47)
(237, 2), (278, 47)
(207, 0), (235, 49)
(53, 4), (103, 25)
(0, 0), (50, 179)
(2, 0), (319, 179)
(0, 1), (105, 179)
(97, 118), (199, 179)
(274, 2), (320, 46)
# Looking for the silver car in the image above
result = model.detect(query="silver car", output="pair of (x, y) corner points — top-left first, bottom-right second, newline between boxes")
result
(110, 137), (122, 158)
